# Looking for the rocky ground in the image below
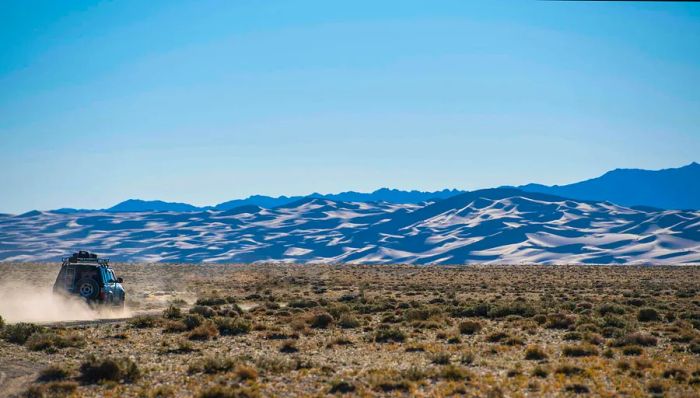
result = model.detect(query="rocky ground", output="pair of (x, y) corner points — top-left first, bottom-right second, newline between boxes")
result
(1, 263), (699, 397)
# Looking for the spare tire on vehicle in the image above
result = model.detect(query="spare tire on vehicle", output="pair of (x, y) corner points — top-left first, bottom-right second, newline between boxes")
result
(76, 278), (99, 299)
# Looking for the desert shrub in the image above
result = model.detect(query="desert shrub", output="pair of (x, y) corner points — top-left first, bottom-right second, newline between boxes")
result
(564, 384), (590, 394)
(458, 320), (482, 335)
(371, 374), (411, 392)
(555, 364), (584, 376)
(280, 340), (299, 353)
(374, 327), (406, 343)
(545, 313), (575, 330)
(188, 321), (218, 340)
(288, 298), (318, 308)
(524, 346), (548, 360)
(214, 317), (251, 336)
(689, 339), (700, 354)
(451, 303), (490, 318)
(79, 355), (140, 383)
(598, 304), (626, 316)
(0, 315), (4, 329)
(622, 345), (643, 356)
(163, 305), (182, 319)
(37, 364), (71, 382)
(563, 332), (582, 341)
(190, 305), (216, 318)
(460, 352), (475, 365)
(439, 365), (471, 381)
(638, 308), (661, 322)
(129, 316), (158, 328)
(662, 368), (688, 382)
(430, 352), (451, 365)
(26, 332), (85, 352)
(254, 355), (294, 374)
(503, 336), (525, 346)
(235, 365), (258, 381)
(447, 336), (461, 344)
(162, 340), (196, 354)
(405, 306), (441, 322)
(626, 298), (645, 307)
(309, 312), (334, 329)
(1, 322), (44, 344)
(585, 333), (605, 346)
(183, 314), (205, 330)
(24, 381), (78, 398)
(532, 366), (549, 378)
(337, 313), (360, 329)
(327, 336), (353, 347)
(486, 331), (509, 343)
(488, 302), (535, 318)
(613, 332), (658, 347)
(327, 304), (351, 319)
(195, 296), (227, 306)
(163, 320), (188, 333)
(562, 344), (598, 357)
(602, 315), (627, 329)
(188, 356), (235, 374)
(329, 380), (356, 394)
(647, 380), (664, 394)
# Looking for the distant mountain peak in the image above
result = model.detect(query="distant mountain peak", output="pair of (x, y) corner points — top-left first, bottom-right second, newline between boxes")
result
(520, 162), (699, 210)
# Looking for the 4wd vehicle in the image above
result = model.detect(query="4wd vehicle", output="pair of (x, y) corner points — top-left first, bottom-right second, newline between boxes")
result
(53, 251), (125, 307)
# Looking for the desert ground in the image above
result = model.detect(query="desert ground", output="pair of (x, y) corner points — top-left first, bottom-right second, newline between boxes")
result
(0, 263), (699, 398)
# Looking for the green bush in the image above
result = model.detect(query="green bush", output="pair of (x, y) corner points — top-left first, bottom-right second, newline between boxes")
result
(545, 313), (575, 330)
(598, 304), (626, 316)
(129, 316), (158, 329)
(458, 320), (482, 335)
(180, 314), (203, 331)
(374, 328), (406, 343)
(1, 322), (44, 344)
(638, 308), (661, 322)
(524, 346), (548, 360)
(439, 365), (471, 381)
(188, 321), (218, 340)
(26, 332), (85, 352)
(488, 302), (535, 318)
(195, 296), (227, 306)
(337, 313), (360, 329)
(190, 305), (216, 318)
(613, 332), (657, 347)
(79, 355), (140, 383)
(37, 364), (72, 382)
(188, 356), (235, 374)
(309, 312), (334, 329)
(214, 317), (251, 336)
(163, 305), (182, 319)
(562, 344), (598, 357)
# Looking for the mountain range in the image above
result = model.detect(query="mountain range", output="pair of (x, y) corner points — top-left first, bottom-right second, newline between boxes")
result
(1, 188), (698, 264)
(518, 162), (700, 210)
(45, 163), (700, 214)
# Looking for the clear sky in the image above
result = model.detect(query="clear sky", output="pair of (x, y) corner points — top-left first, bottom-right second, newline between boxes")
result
(1, 0), (699, 213)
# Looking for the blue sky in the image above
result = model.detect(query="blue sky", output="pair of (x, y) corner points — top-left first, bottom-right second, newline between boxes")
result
(1, 0), (699, 213)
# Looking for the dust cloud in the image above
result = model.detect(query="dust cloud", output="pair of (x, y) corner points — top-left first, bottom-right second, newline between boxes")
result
(0, 282), (130, 323)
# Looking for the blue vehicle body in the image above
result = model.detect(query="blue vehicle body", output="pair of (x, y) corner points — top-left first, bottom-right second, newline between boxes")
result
(52, 251), (125, 307)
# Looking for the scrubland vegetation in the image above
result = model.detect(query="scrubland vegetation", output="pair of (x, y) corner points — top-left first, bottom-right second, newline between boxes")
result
(1, 263), (699, 397)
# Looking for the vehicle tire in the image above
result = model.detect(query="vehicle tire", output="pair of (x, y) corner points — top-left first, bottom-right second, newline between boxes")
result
(76, 278), (99, 300)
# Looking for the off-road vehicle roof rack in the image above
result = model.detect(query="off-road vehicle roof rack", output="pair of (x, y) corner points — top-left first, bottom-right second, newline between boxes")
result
(62, 250), (110, 267)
